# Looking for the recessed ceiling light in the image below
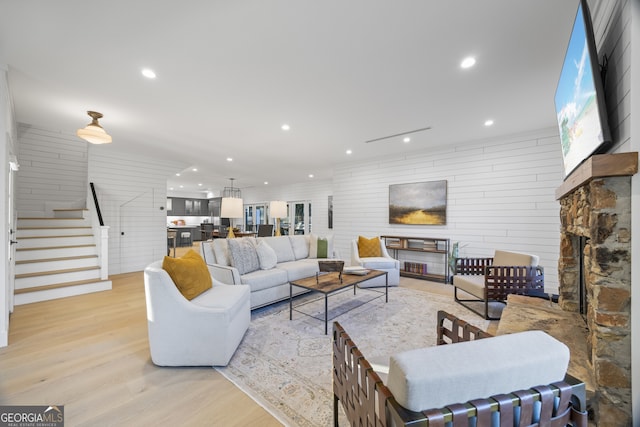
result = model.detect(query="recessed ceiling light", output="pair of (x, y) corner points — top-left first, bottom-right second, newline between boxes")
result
(281, 124), (290, 131)
(346, 149), (352, 155)
(179, 185), (184, 188)
(169, 187), (174, 190)
(264, 181), (269, 185)
(308, 174), (314, 178)
(192, 168), (198, 172)
(403, 137), (411, 143)
(460, 56), (476, 69)
(198, 183), (203, 186)
(484, 119), (494, 127)
(226, 157), (233, 162)
(141, 68), (156, 79)
(175, 173), (181, 176)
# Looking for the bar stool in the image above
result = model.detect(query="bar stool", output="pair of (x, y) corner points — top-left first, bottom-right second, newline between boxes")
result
(180, 231), (192, 247)
(167, 230), (177, 257)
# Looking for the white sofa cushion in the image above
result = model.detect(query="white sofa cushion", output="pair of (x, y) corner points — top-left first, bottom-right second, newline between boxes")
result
(240, 268), (289, 292)
(256, 240), (278, 270)
(261, 236), (295, 263)
(212, 239), (230, 266)
(278, 259), (320, 282)
(289, 235), (310, 260)
(387, 330), (569, 412)
(191, 281), (250, 318)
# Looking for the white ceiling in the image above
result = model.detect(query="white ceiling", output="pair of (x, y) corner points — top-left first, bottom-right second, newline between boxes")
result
(0, 0), (579, 195)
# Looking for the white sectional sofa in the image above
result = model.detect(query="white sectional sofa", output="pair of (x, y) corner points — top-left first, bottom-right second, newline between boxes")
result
(200, 235), (340, 309)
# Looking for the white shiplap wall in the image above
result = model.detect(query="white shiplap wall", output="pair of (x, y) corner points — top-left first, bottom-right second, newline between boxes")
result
(588, 0), (631, 154)
(15, 125), (88, 216)
(88, 145), (185, 274)
(332, 128), (564, 292)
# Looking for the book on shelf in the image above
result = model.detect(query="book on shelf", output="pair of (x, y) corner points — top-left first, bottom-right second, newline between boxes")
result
(403, 261), (427, 275)
(422, 241), (437, 250)
(386, 238), (402, 248)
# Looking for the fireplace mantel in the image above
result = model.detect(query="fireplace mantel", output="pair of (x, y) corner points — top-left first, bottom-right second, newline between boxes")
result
(555, 152), (638, 200)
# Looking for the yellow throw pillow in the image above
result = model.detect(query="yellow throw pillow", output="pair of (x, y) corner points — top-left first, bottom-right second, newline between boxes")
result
(162, 249), (212, 300)
(358, 236), (381, 258)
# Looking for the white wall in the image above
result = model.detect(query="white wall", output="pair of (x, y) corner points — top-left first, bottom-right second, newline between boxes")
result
(332, 129), (564, 292)
(88, 146), (184, 274)
(15, 125), (88, 216)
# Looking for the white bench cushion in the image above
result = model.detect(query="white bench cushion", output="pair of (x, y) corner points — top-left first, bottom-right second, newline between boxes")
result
(387, 330), (569, 412)
(452, 274), (485, 298)
(493, 250), (538, 267)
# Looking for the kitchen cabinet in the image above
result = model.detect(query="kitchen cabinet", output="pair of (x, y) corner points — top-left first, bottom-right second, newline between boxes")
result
(167, 197), (212, 216)
(167, 197), (185, 216)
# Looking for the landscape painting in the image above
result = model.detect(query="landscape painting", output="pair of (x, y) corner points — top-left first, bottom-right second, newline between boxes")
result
(389, 180), (447, 225)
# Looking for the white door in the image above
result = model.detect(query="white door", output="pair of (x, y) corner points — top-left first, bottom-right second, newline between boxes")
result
(288, 200), (312, 235)
(7, 157), (17, 312)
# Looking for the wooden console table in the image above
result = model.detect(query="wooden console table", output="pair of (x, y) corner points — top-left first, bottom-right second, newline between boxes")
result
(381, 236), (449, 283)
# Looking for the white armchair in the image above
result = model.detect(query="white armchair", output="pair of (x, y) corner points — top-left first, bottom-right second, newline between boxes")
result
(351, 238), (400, 287)
(143, 260), (251, 366)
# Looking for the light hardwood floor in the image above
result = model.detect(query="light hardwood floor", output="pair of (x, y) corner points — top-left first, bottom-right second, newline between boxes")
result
(0, 243), (497, 426)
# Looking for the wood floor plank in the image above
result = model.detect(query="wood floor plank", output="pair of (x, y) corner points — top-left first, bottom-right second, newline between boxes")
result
(0, 268), (282, 426)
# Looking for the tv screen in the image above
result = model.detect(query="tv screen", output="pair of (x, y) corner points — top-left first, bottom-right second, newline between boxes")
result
(555, 0), (611, 178)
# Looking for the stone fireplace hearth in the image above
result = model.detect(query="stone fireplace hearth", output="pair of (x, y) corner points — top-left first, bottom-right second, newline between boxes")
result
(556, 153), (637, 425)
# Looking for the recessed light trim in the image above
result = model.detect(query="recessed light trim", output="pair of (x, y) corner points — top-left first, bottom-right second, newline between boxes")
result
(346, 149), (352, 155)
(460, 56), (476, 69)
(175, 173), (180, 176)
(308, 174), (314, 178)
(226, 157), (233, 162)
(484, 119), (494, 127)
(192, 168), (198, 172)
(403, 137), (411, 143)
(281, 124), (290, 131)
(142, 68), (156, 79)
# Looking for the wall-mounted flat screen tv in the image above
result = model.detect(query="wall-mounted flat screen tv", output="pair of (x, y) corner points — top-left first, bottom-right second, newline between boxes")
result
(555, 0), (611, 179)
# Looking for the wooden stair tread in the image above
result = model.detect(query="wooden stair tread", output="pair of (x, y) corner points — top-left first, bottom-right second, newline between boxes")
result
(18, 234), (93, 239)
(14, 279), (106, 295)
(17, 244), (96, 251)
(18, 217), (87, 220)
(16, 255), (98, 264)
(18, 226), (92, 230)
(16, 266), (100, 279)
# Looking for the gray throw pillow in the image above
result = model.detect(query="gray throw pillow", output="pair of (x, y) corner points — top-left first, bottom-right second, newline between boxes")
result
(228, 238), (260, 275)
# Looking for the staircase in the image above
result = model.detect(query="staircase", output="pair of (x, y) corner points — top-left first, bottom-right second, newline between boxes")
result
(14, 208), (112, 305)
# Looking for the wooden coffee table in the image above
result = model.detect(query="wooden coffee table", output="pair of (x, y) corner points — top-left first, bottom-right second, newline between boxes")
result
(289, 270), (388, 334)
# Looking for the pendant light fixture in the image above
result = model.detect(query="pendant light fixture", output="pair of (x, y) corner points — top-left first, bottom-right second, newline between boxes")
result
(77, 111), (112, 144)
(221, 178), (244, 238)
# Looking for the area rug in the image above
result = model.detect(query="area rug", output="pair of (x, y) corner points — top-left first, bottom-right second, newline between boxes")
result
(215, 287), (490, 427)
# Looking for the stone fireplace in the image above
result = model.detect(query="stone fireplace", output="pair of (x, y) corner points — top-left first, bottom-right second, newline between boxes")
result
(557, 152), (637, 425)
